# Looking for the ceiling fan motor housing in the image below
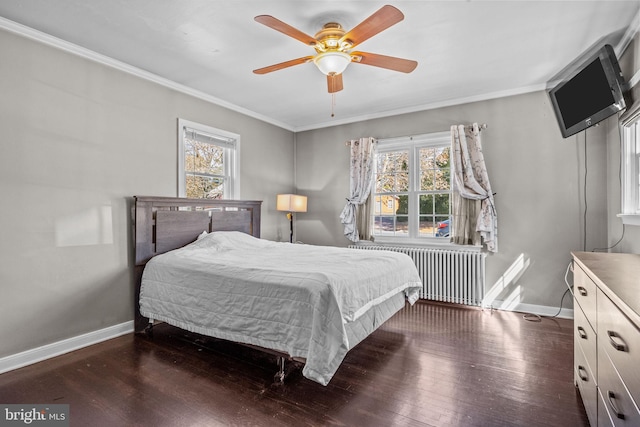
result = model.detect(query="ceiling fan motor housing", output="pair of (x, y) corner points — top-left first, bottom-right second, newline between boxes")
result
(313, 23), (352, 52)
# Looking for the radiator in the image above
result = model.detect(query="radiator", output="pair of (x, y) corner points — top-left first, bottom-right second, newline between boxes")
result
(348, 245), (486, 306)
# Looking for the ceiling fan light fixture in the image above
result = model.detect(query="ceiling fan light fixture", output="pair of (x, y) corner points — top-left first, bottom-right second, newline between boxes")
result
(313, 51), (351, 76)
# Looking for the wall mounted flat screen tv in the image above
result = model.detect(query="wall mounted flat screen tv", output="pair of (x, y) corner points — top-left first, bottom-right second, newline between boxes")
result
(549, 44), (626, 138)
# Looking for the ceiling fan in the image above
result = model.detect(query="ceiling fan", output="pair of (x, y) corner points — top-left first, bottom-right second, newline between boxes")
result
(253, 5), (418, 94)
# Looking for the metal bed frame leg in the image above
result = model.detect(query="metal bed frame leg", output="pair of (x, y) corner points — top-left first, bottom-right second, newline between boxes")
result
(144, 319), (154, 337)
(274, 356), (286, 384)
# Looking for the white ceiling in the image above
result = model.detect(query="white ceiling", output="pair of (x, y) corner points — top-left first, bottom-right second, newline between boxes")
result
(0, 1), (638, 131)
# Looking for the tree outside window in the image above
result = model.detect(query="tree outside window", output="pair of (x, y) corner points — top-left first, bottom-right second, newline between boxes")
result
(184, 139), (225, 199)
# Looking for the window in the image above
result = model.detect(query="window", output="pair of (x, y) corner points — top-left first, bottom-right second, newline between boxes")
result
(620, 118), (640, 225)
(372, 132), (451, 242)
(178, 119), (240, 199)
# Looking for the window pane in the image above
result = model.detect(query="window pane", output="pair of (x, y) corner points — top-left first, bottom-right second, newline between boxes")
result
(420, 147), (436, 162)
(373, 216), (391, 235)
(396, 172), (409, 191)
(420, 171), (434, 191)
(419, 194), (433, 215)
(186, 174), (224, 199)
(376, 150), (409, 193)
(396, 194), (409, 215)
(435, 216), (450, 237)
(396, 216), (409, 235)
(419, 215), (435, 237)
(435, 146), (450, 168)
(435, 193), (450, 215)
(420, 146), (450, 191)
(435, 147), (451, 190)
(185, 138), (224, 175)
(375, 174), (390, 193)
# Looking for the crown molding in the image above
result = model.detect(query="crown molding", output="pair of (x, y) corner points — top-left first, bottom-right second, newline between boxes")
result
(294, 83), (547, 132)
(617, 7), (640, 91)
(616, 5), (640, 58)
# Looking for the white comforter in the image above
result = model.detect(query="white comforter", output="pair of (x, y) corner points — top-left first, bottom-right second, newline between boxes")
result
(140, 231), (421, 385)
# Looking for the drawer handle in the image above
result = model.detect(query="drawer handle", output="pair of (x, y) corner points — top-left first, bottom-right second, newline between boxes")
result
(577, 365), (588, 382)
(577, 286), (588, 297)
(607, 330), (628, 352)
(607, 390), (625, 420)
(577, 326), (587, 339)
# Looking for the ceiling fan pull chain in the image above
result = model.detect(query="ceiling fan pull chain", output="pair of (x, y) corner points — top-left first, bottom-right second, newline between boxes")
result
(331, 93), (336, 117)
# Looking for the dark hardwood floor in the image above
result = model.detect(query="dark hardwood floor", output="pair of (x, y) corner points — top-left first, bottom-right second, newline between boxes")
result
(0, 302), (588, 427)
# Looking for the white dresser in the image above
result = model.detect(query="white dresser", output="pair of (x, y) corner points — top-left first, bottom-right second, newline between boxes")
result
(572, 252), (640, 426)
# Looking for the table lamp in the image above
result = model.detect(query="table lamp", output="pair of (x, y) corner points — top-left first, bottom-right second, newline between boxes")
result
(276, 194), (307, 243)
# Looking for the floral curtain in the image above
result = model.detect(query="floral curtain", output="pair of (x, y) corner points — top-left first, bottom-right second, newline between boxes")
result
(450, 124), (498, 252)
(340, 137), (377, 242)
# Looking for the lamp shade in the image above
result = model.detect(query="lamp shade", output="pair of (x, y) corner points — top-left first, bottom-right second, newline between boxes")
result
(276, 194), (307, 213)
(313, 51), (351, 76)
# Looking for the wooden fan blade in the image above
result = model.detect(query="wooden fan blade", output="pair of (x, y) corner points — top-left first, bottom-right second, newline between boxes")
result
(253, 56), (314, 74)
(339, 5), (404, 48)
(351, 51), (417, 73)
(255, 15), (317, 46)
(327, 73), (343, 93)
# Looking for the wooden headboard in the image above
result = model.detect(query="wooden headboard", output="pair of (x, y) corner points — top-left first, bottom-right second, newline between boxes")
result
(132, 196), (262, 331)
(134, 196), (262, 266)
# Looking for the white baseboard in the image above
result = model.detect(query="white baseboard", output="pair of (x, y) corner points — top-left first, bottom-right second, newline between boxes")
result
(0, 321), (134, 375)
(482, 300), (574, 319)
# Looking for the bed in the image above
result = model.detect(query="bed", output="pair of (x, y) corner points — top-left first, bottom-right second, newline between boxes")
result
(133, 196), (422, 386)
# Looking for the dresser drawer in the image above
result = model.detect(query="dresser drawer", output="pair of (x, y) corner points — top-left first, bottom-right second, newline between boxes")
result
(574, 264), (597, 330)
(575, 339), (597, 427)
(598, 392), (615, 427)
(598, 347), (640, 426)
(598, 288), (640, 403)
(574, 302), (597, 382)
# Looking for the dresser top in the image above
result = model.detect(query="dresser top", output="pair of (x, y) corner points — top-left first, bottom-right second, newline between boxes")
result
(572, 251), (640, 325)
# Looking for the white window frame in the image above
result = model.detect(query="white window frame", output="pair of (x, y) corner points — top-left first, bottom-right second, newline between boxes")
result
(177, 118), (240, 199)
(618, 119), (640, 225)
(373, 131), (456, 247)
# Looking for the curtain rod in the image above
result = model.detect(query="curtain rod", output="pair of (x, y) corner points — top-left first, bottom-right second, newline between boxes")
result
(345, 124), (488, 146)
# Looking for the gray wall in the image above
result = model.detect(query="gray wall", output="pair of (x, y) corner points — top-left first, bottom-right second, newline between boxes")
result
(607, 36), (640, 253)
(0, 29), (294, 359)
(295, 91), (609, 313)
